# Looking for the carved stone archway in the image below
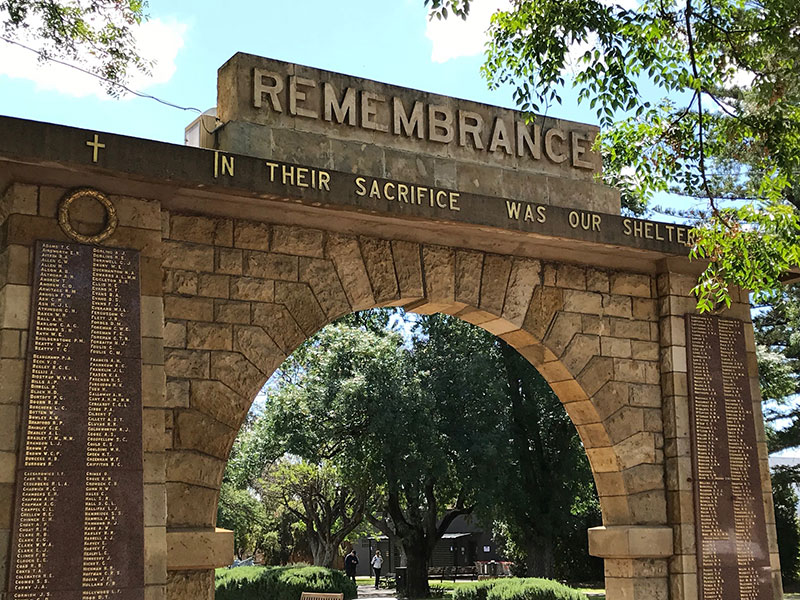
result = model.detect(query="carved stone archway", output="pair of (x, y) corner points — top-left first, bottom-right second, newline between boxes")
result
(0, 51), (781, 600)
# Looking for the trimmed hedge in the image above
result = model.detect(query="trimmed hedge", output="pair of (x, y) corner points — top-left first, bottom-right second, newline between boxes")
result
(453, 578), (586, 600)
(215, 565), (357, 600)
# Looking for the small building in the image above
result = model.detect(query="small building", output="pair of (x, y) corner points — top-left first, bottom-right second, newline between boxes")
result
(353, 515), (504, 576)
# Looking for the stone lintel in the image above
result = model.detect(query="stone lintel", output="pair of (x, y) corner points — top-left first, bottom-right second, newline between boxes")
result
(166, 528), (234, 571)
(588, 525), (673, 559)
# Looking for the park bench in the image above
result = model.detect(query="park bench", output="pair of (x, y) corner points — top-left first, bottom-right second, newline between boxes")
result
(299, 593), (344, 600)
(427, 566), (478, 581)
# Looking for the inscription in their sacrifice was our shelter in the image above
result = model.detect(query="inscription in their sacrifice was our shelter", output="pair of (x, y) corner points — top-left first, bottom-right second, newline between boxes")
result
(686, 315), (772, 600)
(9, 241), (144, 600)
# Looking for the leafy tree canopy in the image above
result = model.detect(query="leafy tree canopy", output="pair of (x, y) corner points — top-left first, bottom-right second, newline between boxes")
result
(0, 0), (150, 91)
(426, 0), (800, 310)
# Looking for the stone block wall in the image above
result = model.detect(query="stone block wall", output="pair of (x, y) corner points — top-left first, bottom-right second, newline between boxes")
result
(657, 271), (781, 600)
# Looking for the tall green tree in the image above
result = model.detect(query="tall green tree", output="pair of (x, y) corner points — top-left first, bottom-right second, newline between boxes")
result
(266, 460), (368, 568)
(1, 0), (151, 90)
(426, 0), (800, 310)
(754, 283), (800, 452)
(492, 342), (600, 579)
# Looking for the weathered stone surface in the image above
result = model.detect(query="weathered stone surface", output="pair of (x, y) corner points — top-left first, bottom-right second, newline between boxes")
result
(214, 300), (250, 324)
(251, 302), (306, 354)
(215, 248), (243, 275)
(479, 254), (512, 315)
(522, 285), (563, 342)
(166, 452), (226, 489)
(602, 294), (633, 318)
(391, 241), (423, 300)
(164, 269), (198, 296)
(197, 274), (230, 299)
(170, 215), (232, 246)
(162, 241), (214, 272)
(165, 349), (209, 379)
(359, 237), (398, 303)
(544, 311), (582, 357)
(0, 285), (30, 330)
(164, 296), (213, 322)
(190, 380), (250, 430)
(163, 322), (186, 349)
(577, 356), (615, 397)
(233, 326), (285, 377)
(274, 281), (326, 335)
(210, 351), (266, 399)
(233, 221), (270, 250)
(562, 334), (600, 374)
(615, 358), (660, 384)
(502, 259), (540, 326)
(422, 245), (455, 304)
(166, 569), (213, 600)
(186, 322), (232, 351)
(166, 378), (190, 409)
(244, 251), (298, 280)
(325, 234), (375, 310)
(271, 225), (324, 257)
(564, 289), (603, 315)
(173, 410), (235, 459)
(594, 381), (631, 421)
(166, 483), (218, 528)
(556, 263), (586, 290)
(454, 250), (483, 307)
(299, 258), (351, 319)
(166, 529), (233, 571)
(611, 272), (652, 298)
(602, 336), (632, 358)
(229, 277), (274, 302)
(586, 269), (610, 293)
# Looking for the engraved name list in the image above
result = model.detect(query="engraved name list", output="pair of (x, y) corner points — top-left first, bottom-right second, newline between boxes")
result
(9, 241), (144, 600)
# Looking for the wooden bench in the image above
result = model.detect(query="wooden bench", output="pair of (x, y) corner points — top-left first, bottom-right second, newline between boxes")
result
(300, 593), (344, 600)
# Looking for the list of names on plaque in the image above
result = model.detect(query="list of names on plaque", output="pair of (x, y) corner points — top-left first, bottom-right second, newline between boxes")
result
(686, 314), (771, 600)
(9, 241), (144, 600)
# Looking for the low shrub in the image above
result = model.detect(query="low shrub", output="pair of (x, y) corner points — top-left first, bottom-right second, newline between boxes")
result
(215, 564), (357, 600)
(453, 578), (586, 600)
(451, 580), (501, 600)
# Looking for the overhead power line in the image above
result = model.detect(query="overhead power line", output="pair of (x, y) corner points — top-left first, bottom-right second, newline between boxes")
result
(0, 35), (203, 113)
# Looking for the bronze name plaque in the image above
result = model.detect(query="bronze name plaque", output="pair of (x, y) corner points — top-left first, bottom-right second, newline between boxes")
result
(9, 241), (144, 600)
(686, 315), (771, 600)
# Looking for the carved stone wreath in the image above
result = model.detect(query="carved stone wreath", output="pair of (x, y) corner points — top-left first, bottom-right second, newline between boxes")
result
(58, 188), (118, 244)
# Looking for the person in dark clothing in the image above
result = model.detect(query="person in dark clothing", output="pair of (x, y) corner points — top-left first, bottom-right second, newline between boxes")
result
(344, 549), (358, 583)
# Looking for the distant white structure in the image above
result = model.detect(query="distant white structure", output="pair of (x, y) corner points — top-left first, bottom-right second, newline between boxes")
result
(769, 455), (800, 517)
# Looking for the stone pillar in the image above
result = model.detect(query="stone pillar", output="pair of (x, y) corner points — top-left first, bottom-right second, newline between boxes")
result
(0, 183), (170, 600)
(0, 184), (35, 600)
(589, 525), (673, 598)
(657, 266), (782, 600)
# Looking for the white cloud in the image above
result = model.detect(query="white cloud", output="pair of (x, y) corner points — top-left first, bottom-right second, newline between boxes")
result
(0, 17), (187, 100)
(426, 0), (638, 65)
(425, 0), (511, 63)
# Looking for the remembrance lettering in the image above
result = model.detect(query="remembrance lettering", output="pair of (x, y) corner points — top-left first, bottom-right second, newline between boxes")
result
(261, 158), (694, 247)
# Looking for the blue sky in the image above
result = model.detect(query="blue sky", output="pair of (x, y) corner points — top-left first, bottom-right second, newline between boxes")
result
(1, 0), (597, 146)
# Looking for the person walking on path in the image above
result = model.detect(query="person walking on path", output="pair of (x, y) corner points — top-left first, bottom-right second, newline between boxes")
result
(344, 549), (359, 583)
(370, 550), (384, 589)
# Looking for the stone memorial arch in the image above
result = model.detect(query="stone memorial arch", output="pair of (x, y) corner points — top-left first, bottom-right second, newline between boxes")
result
(0, 53), (783, 600)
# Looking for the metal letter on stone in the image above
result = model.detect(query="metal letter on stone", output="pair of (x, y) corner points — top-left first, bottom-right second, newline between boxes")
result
(686, 314), (771, 600)
(9, 240), (144, 600)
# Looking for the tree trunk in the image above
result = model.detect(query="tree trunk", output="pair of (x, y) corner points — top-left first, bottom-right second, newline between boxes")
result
(525, 535), (554, 578)
(403, 547), (430, 599)
(310, 538), (338, 568)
